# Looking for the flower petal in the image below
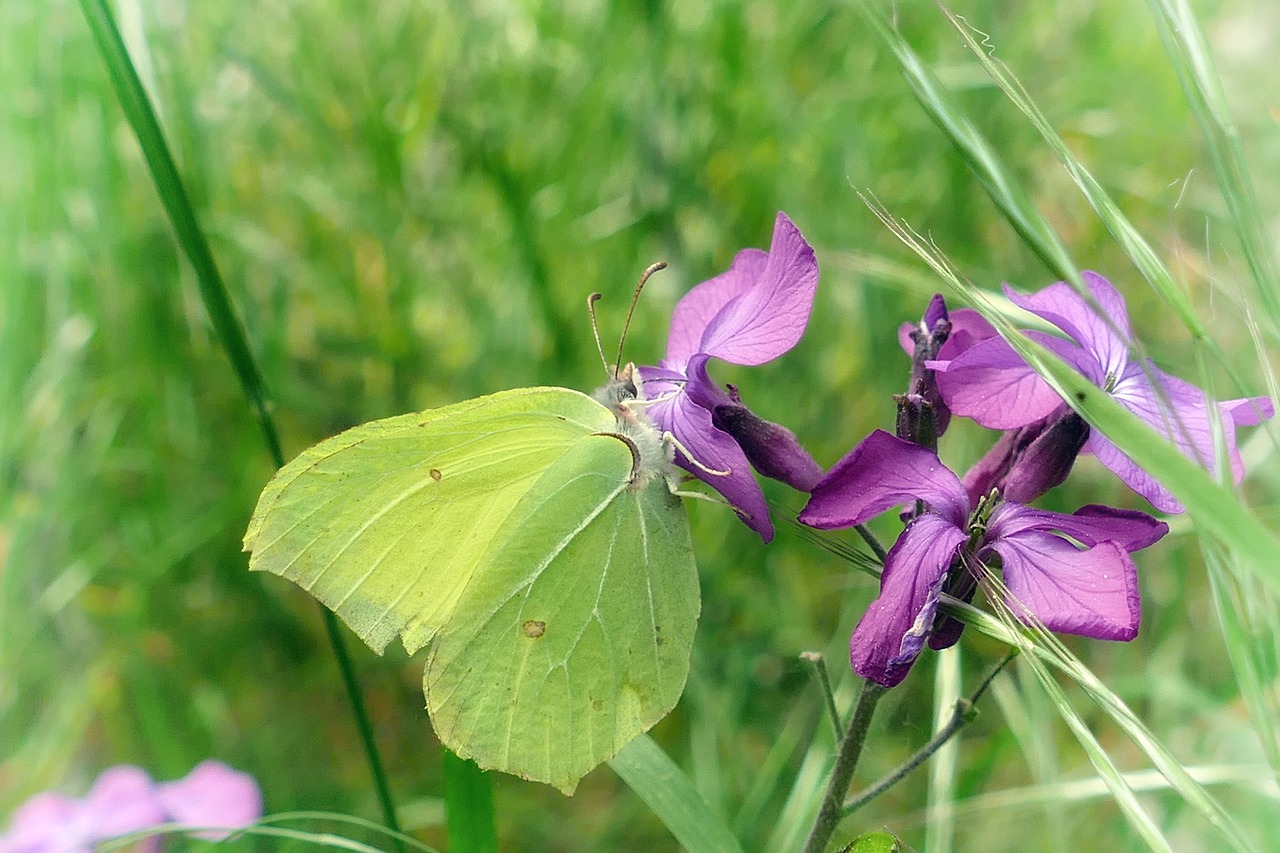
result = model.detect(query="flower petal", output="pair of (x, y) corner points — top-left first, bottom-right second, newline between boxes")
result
(989, 503), (1168, 552)
(987, 508), (1140, 640)
(1084, 431), (1183, 513)
(157, 761), (263, 841)
(696, 212), (819, 365)
(1223, 395), (1274, 428)
(940, 308), (999, 358)
(800, 430), (968, 530)
(664, 248), (769, 367)
(933, 333), (1092, 429)
(647, 388), (774, 541)
(850, 513), (968, 687)
(1, 792), (93, 853)
(83, 766), (166, 851)
(1003, 271), (1131, 379)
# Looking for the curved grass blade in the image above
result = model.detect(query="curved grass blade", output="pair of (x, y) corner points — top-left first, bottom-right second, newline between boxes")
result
(855, 0), (1081, 290)
(609, 734), (746, 853)
(75, 0), (403, 843)
(1146, 0), (1280, 326)
(934, 4), (1204, 342)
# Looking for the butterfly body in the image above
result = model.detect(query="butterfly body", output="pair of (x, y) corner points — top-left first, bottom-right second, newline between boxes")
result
(244, 385), (697, 793)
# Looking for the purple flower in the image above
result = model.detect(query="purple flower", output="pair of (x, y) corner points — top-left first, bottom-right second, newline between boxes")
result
(931, 272), (1274, 512)
(1, 762), (262, 853)
(639, 212), (821, 542)
(799, 430), (1168, 688)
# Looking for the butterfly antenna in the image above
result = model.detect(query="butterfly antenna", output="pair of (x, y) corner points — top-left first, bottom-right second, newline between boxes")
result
(587, 292), (613, 379)
(615, 261), (667, 374)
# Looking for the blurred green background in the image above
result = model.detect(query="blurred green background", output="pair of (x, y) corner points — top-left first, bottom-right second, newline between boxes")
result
(3, 0), (1277, 850)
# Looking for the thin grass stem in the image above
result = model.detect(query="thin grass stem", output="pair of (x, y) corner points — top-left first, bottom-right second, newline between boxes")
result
(76, 0), (404, 845)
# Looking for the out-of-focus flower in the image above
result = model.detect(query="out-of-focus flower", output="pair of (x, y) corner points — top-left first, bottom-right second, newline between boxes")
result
(0, 761), (261, 853)
(932, 272), (1274, 512)
(639, 211), (821, 541)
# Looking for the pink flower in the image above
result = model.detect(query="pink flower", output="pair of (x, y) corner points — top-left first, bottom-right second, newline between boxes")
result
(639, 212), (822, 541)
(1, 762), (261, 853)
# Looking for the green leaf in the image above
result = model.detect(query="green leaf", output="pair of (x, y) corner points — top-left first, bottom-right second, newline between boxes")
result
(609, 734), (746, 853)
(841, 832), (901, 853)
(245, 386), (698, 793)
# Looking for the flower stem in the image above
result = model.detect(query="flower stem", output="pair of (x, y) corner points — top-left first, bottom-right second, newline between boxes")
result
(802, 679), (886, 853)
(841, 649), (1018, 816)
(801, 652), (844, 740)
(853, 524), (889, 564)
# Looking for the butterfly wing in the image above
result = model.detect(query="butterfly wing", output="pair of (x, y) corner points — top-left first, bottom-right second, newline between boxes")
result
(426, 433), (697, 793)
(244, 386), (697, 792)
(245, 387), (623, 654)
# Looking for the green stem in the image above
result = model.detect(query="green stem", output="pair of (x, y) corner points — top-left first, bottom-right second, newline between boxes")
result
(76, 0), (402, 842)
(842, 649), (1018, 816)
(802, 680), (886, 853)
(801, 652), (844, 741)
(853, 524), (888, 565)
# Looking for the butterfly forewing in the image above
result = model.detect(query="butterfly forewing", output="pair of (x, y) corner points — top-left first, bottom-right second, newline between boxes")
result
(245, 388), (619, 654)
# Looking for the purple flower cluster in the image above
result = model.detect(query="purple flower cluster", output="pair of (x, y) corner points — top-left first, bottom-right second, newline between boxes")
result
(642, 236), (1271, 689)
(1, 761), (262, 853)
(796, 274), (1272, 687)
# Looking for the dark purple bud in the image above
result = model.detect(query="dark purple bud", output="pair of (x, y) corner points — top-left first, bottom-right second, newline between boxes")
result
(902, 294), (953, 443)
(895, 392), (939, 452)
(962, 407), (1089, 506)
(712, 393), (823, 492)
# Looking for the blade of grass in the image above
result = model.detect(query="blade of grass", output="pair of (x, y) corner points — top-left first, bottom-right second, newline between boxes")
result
(925, 646), (961, 853)
(935, 2), (1278, 431)
(1146, 0), (1280, 326)
(979, 570), (1261, 853)
(1203, 543), (1280, 777)
(76, 0), (404, 845)
(442, 751), (498, 853)
(609, 734), (746, 853)
(855, 0), (1082, 290)
(934, 3), (1205, 341)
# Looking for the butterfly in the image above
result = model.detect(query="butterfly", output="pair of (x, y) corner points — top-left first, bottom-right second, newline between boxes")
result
(244, 363), (697, 795)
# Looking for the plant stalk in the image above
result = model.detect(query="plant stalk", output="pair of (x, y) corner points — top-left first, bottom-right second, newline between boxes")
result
(803, 680), (886, 853)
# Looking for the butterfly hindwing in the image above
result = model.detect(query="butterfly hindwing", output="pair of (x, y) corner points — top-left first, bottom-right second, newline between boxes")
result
(426, 434), (698, 792)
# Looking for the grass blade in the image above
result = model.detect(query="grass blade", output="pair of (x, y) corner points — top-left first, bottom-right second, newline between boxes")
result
(443, 751), (498, 853)
(609, 734), (746, 853)
(856, 0), (1081, 289)
(75, 0), (404, 843)
(1146, 0), (1280, 326)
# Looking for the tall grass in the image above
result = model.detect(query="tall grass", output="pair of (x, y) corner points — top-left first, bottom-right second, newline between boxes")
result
(3, 1), (1277, 850)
